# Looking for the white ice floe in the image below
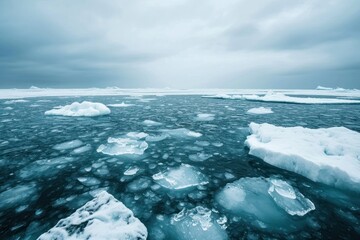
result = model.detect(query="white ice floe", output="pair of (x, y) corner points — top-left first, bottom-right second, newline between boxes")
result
(124, 166), (140, 176)
(53, 140), (83, 150)
(152, 164), (208, 190)
(0, 183), (38, 210)
(4, 99), (29, 104)
(45, 101), (111, 117)
(245, 123), (360, 192)
(142, 119), (162, 126)
(126, 132), (148, 140)
(194, 113), (215, 121)
(107, 102), (134, 107)
(38, 191), (147, 240)
(243, 91), (360, 104)
(72, 144), (91, 154)
(247, 107), (273, 114)
(145, 134), (168, 142)
(216, 177), (314, 230)
(160, 128), (202, 138)
(97, 137), (148, 156)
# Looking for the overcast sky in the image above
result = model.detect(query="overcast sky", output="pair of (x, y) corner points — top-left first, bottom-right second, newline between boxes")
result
(0, 0), (359, 89)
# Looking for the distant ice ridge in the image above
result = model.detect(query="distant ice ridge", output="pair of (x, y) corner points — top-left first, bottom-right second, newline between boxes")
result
(247, 107), (273, 114)
(195, 113), (215, 121)
(243, 91), (360, 104)
(38, 191), (147, 240)
(216, 177), (314, 230)
(107, 102), (134, 107)
(150, 206), (228, 240)
(45, 101), (111, 117)
(152, 164), (208, 190)
(245, 123), (360, 192)
(97, 137), (148, 156)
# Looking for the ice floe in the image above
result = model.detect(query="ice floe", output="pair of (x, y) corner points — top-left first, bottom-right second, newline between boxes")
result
(216, 177), (315, 230)
(245, 123), (360, 192)
(143, 119), (162, 126)
(107, 102), (134, 107)
(53, 139), (83, 150)
(97, 137), (148, 155)
(247, 107), (273, 114)
(72, 144), (91, 154)
(45, 101), (111, 117)
(194, 113), (215, 121)
(152, 164), (208, 190)
(189, 152), (212, 162)
(243, 91), (360, 104)
(126, 132), (149, 139)
(0, 183), (38, 210)
(38, 191), (147, 240)
(160, 128), (202, 138)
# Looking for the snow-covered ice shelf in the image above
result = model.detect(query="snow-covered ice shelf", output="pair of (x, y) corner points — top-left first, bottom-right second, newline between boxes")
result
(38, 191), (147, 240)
(245, 123), (360, 192)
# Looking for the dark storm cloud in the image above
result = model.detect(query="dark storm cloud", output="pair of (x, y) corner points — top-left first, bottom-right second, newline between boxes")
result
(0, 0), (359, 88)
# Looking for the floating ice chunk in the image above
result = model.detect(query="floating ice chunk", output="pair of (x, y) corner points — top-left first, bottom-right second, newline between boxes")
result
(247, 107), (273, 114)
(53, 139), (83, 150)
(126, 132), (149, 139)
(145, 134), (168, 142)
(195, 113), (215, 121)
(153, 164), (208, 190)
(243, 91), (360, 104)
(216, 177), (314, 230)
(107, 102), (134, 107)
(4, 99), (29, 104)
(72, 144), (91, 154)
(161, 128), (202, 138)
(4, 107), (13, 110)
(142, 119), (162, 126)
(0, 183), (38, 210)
(245, 123), (360, 192)
(127, 177), (152, 192)
(38, 191), (147, 240)
(77, 177), (101, 187)
(97, 137), (148, 156)
(268, 179), (315, 216)
(316, 86), (333, 90)
(45, 101), (111, 117)
(189, 152), (212, 162)
(195, 141), (210, 147)
(124, 166), (140, 176)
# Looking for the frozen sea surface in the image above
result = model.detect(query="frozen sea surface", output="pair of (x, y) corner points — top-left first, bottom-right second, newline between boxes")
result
(0, 95), (360, 239)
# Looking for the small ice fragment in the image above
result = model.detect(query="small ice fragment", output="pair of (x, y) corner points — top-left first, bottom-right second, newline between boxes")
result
(97, 137), (148, 156)
(53, 140), (83, 150)
(143, 120), (162, 126)
(247, 107), (273, 114)
(124, 166), (140, 176)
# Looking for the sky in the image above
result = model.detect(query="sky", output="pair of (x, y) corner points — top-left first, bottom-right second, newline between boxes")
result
(0, 0), (359, 89)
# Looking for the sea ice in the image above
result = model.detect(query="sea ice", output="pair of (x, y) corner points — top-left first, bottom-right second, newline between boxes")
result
(247, 107), (273, 114)
(216, 177), (314, 230)
(72, 144), (91, 154)
(243, 91), (360, 104)
(126, 132), (149, 139)
(45, 101), (111, 117)
(38, 191), (147, 240)
(146, 134), (168, 142)
(97, 137), (148, 155)
(124, 166), (140, 176)
(53, 139), (83, 150)
(245, 123), (360, 192)
(4, 99), (29, 104)
(152, 164), (208, 190)
(189, 152), (212, 162)
(0, 183), (38, 210)
(107, 102), (134, 107)
(194, 113), (215, 121)
(160, 128), (202, 139)
(143, 120), (162, 126)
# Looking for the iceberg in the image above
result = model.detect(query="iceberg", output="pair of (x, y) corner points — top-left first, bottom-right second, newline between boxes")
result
(247, 107), (273, 114)
(97, 137), (148, 156)
(152, 164), (208, 190)
(160, 128), (202, 138)
(243, 91), (360, 104)
(216, 177), (315, 230)
(45, 101), (111, 117)
(245, 123), (360, 192)
(38, 191), (147, 240)
(194, 113), (215, 121)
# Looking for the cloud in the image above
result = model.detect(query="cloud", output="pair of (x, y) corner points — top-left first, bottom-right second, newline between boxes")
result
(0, 0), (359, 88)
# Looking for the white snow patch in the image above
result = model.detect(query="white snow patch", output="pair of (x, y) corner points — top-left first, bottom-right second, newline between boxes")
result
(45, 101), (111, 117)
(244, 91), (360, 104)
(38, 191), (147, 240)
(245, 123), (360, 192)
(153, 164), (208, 190)
(97, 137), (148, 156)
(247, 107), (273, 114)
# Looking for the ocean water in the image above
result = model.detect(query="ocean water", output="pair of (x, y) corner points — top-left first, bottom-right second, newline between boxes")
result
(0, 95), (359, 239)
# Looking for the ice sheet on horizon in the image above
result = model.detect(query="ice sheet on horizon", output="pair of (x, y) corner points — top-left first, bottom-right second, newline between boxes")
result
(245, 122), (360, 192)
(45, 101), (111, 117)
(38, 191), (147, 240)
